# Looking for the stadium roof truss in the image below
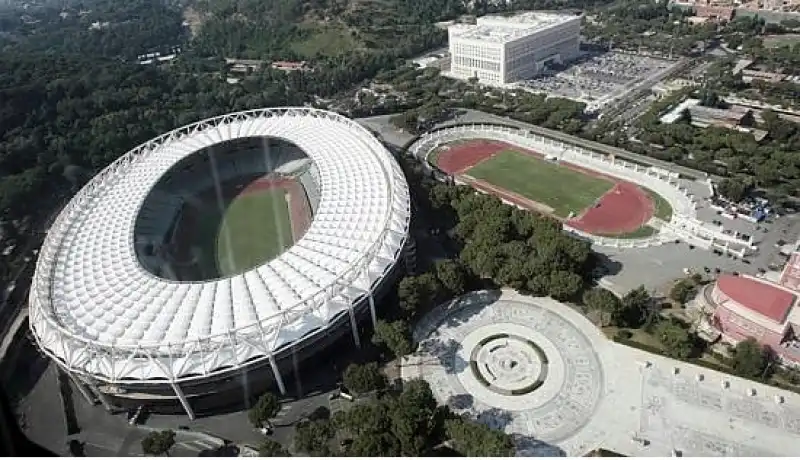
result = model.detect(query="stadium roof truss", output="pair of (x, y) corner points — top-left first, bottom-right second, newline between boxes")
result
(29, 108), (411, 403)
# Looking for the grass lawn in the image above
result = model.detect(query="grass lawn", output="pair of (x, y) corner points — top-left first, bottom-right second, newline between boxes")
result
(601, 326), (665, 350)
(216, 189), (293, 276)
(599, 225), (658, 239)
(291, 24), (359, 58)
(465, 150), (614, 218)
(644, 187), (674, 222)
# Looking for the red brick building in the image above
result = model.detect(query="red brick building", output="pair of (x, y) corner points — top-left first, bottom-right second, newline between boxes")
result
(705, 254), (800, 364)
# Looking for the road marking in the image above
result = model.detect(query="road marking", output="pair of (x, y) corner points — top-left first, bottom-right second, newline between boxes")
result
(178, 440), (221, 451)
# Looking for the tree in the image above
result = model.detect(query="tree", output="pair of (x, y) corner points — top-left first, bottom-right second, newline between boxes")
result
(334, 403), (401, 455)
(731, 338), (770, 379)
(582, 287), (622, 327)
(347, 432), (402, 456)
(616, 286), (652, 328)
(342, 362), (387, 395)
(249, 392), (282, 429)
(258, 439), (290, 457)
(372, 319), (414, 358)
(654, 320), (694, 359)
(547, 270), (584, 300)
(390, 379), (439, 456)
(141, 430), (176, 457)
(293, 419), (334, 456)
(434, 259), (468, 297)
(669, 279), (697, 304)
(445, 417), (515, 456)
(716, 178), (751, 203)
(397, 273), (444, 316)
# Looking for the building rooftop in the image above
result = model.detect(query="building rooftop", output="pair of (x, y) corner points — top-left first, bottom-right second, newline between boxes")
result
(449, 12), (578, 44)
(780, 252), (800, 292)
(716, 274), (795, 323)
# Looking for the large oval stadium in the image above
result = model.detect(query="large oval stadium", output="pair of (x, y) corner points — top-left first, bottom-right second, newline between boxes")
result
(28, 108), (411, 417)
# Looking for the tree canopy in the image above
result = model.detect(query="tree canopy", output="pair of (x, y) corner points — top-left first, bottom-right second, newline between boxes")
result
(342, 362), (387, 396)
(141, 430), (176, 457)
(249, 392), (282, 428)
(654, 319), (695, 360)
(421, 182), (592, 297)
(669, 279), (698, 304)
(731, 338), (771, 379)
(583, 287), (622, 327)
(300, 377), (516, 456)
(445, 416), (516, 457)
(258, 439), (290, 457)
(372, 319), (415, 359)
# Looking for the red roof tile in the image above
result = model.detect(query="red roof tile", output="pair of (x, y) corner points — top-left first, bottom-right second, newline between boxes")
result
(717, 274), (795, 323)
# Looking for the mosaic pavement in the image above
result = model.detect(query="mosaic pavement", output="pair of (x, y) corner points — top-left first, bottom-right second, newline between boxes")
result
(404, 290), (800, 457)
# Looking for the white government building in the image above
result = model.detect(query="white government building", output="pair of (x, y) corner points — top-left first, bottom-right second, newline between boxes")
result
(448, 12), (581, 85)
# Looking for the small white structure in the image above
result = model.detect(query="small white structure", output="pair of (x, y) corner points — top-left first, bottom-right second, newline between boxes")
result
(448, 12), (581, 84)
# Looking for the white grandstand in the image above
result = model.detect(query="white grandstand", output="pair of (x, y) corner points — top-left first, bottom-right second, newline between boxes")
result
(29, 108), (411, 418)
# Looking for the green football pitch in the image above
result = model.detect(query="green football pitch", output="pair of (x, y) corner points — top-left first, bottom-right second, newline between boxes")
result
(465, 150), (615, 218)
(215, 189), (293, 277)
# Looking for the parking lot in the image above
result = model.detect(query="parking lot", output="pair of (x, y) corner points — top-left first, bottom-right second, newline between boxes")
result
(596, 181), (800, 297)
(516, 51), (677, 111)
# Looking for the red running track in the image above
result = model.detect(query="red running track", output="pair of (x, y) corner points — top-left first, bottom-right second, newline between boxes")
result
(567, 182), (655, 236)
(435, 140), (507, 174)
(435, 139), (655, 236)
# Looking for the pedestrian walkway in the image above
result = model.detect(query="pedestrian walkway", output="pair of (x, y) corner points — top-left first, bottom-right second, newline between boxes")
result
(406, 289), (800, 457)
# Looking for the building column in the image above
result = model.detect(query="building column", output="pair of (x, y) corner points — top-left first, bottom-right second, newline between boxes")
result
(66, 371), (96, 407)
(83, 378), (114, 412)
(291, 345), (302, 397)
(368, 294), (378, 329)
(347, 306), (361, 348)
(268, 354), (287, 396)
(170, 382), (195, 420)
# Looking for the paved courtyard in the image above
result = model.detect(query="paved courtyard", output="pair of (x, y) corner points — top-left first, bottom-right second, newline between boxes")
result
(403, 290), (800, 457)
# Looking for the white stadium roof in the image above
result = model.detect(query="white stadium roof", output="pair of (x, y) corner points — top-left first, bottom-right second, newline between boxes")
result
(29, 108), (410, 384)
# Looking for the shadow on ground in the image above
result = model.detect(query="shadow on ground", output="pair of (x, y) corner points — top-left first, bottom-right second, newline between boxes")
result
(513, 434), (568, 457)
(418, 337), (468, 375)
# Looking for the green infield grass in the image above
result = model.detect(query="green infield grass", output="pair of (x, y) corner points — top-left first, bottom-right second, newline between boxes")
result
(465, 150), (614, 217)
(644, 187), (673, 222)
(216, 189), (293, 276)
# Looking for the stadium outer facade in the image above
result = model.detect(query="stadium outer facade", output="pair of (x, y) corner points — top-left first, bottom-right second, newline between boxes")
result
(28, 108), (411, 419)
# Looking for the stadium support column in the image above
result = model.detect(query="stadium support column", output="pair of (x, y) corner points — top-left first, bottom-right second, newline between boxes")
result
(347, 306), (361, 348)
(170, 382), (196, 420)
(268, 354), (287, 396)
(66, 371), (97, 407)
(82, 378), (114, 412)
(368, 294), (378, 328)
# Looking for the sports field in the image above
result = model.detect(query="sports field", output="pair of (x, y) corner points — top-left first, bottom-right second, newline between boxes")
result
(171, 175), (309, 280)
(216, 188), (293, 277)
(435, 139), (659, 236)
(465, 150), (614, 218)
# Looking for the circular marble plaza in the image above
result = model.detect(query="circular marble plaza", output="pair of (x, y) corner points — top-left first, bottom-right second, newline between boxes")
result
(403, 290), (606, 454)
